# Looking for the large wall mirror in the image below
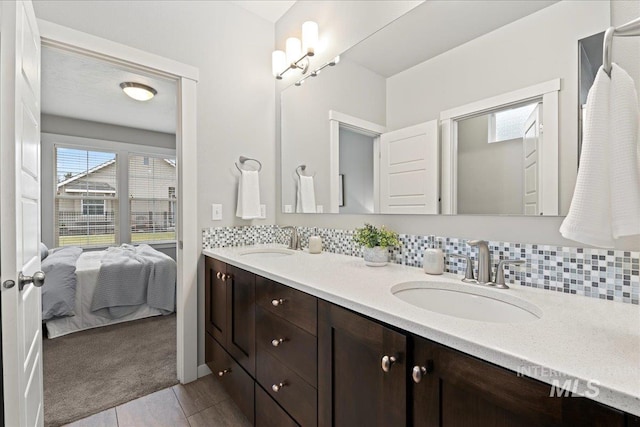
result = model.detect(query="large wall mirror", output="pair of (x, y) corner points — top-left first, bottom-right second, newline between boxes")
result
(280, 0), (612, 215)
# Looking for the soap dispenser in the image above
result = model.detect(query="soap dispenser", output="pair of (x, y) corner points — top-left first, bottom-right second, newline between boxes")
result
(423, 235), (444, 275)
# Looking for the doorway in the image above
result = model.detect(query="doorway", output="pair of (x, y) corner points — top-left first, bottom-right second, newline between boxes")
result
(0, 12), (198, 426)
(40, 44), (182, 425)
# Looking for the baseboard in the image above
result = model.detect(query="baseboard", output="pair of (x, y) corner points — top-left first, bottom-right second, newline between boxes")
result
(197, 363), (212, 378)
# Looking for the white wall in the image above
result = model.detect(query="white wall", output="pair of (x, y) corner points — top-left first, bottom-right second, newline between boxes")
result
(34, 0), (275, 366)
(34, 1), (276, 230)
(276, 0), (639, 251)
(457, 115), (523, 215)
(339, 128), (375, 214)
(281, 58), (385, 210)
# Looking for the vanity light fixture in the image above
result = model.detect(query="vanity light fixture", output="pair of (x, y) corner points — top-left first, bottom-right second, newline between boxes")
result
(272, 21), (318, 80)
(295, 55), (340, 87)
(119, 82), (157, 101)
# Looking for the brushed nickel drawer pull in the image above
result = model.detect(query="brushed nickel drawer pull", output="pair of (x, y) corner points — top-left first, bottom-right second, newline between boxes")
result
(271, 381), (287, 392)
(218, 368), (231, 376)
(412, 360), (434, 383)
(271, 298), (286, 306)
(381, 355), (397, 373)
(221, 273), (227, 281)
(271, 338), (286, 347)
(216, 271), (222, 280)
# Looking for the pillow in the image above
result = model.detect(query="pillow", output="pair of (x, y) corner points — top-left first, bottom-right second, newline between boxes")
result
(39, 242), (49, 261)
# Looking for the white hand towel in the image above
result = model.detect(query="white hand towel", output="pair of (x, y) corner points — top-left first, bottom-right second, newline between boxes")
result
(560, 64), (640, 247)
(609, 64), (640, 239)
(236, 170), (261, 220)
(296, 175), (316, 213)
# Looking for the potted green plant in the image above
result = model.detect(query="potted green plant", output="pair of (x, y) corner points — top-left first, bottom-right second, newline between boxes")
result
(353, 224), (400, 267)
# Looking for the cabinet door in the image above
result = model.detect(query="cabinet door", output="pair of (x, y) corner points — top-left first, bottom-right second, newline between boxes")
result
(204, 257), (227, 344)
(318, 301), (406, 427)
(226, 264), (256, 376)
(412, 336), (625, 427)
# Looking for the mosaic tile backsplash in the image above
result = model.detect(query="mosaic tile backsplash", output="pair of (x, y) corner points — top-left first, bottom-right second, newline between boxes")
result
(203, 225), (640, 305)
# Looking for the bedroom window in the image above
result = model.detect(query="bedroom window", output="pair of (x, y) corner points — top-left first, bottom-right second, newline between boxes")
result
(129, 155), (177, 243)
(55, 147), (119, 247)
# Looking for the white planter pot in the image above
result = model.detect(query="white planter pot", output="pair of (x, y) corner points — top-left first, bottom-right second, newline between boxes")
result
(363, 246), (389, 267)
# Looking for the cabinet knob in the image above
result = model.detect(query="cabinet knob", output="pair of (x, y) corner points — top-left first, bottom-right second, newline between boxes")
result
(271, 338), (286, 347)
(221, 274), (227, 281)
(412, 360), (434, 383)
(216, 271), (222, 280)
(271, 298), (286, 307)
(218, 368), (231, 377)
(271, 381), (287, 392)
(381, 355), (397, 373)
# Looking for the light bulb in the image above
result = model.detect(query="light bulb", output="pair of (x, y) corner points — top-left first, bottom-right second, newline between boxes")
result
(286, 37), (302, 65)
(272, 50), (286, 77)
(302, 21), (318, 56)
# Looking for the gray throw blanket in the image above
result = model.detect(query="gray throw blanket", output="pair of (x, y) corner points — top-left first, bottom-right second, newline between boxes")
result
(91, 244), (176, 318)
(41, 246), (83, 321)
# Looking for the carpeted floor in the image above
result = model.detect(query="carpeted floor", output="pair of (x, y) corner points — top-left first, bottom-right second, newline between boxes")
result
(43, 314), (178, 427)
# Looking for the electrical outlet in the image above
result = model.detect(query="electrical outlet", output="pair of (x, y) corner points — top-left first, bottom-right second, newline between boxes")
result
(260, 204), (266, 219)
(211, 204), (222, 221)
(284, 205), (293, 213)
(316, 205), (323, 213)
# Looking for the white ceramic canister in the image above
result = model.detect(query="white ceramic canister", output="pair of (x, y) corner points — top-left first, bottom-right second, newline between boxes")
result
(423, 235), (444, 275)
(309, 235), (322, 254)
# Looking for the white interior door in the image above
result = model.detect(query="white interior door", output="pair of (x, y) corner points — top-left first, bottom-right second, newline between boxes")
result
(522, 104), (542, 215)
(1, 1), (44, 426)
(379, 120), (439, 214)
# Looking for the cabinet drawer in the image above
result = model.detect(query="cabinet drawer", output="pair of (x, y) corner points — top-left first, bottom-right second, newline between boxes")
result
(257, 347), (317, 427)
(257, 306), (317, 387)
(256, 384), (299, 427)
(205, 333), (255, 424)
(256, 276), (317, 336)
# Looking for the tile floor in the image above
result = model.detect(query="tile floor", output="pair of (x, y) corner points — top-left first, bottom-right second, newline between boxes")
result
(63, 374), (251, 427)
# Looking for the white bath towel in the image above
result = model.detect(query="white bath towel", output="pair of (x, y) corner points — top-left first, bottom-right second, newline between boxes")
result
(236, 170), (261, 219)
(296, 175), (316, 213)
(560, 64), (640, 247)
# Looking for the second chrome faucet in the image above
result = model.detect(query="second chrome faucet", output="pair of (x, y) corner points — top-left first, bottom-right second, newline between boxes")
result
(453, 240), (524, 289)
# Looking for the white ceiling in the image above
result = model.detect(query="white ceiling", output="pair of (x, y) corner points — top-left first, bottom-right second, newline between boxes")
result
(344, 0), (559, 78)
(231, 1), (296, 23)
(41, 47), (177, 134)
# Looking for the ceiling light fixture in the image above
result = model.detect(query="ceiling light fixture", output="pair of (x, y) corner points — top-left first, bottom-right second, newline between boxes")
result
(272, 21), (318, 80)
(119, 82), (157, 101)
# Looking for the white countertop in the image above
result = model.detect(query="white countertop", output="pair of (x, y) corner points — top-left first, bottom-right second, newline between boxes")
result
(203, 244), (640, 416)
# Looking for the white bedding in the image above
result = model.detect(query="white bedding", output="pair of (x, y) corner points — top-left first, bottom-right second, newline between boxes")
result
(45, 250), (165, 338)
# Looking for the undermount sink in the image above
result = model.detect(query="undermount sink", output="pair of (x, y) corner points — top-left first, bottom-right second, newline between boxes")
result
(238, 248), (295, 258)
(391, 282), (541, 323)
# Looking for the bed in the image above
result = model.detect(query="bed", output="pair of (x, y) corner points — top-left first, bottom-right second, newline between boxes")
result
(42, 244), (176, 338)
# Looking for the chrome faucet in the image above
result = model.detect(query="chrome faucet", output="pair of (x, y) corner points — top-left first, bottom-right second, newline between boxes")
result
(464, 240), (524, 289)
(281, 226), (302, 250)
(467, 240), (492, 285)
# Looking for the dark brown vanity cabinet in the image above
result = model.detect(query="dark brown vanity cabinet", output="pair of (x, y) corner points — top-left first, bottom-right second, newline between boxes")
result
(204, 257), (226, 344)
(204, 256), (633, 427)
(411, 336), (626, 427)
(318, 300), (407, 427)
(204, 258), (256, 375)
